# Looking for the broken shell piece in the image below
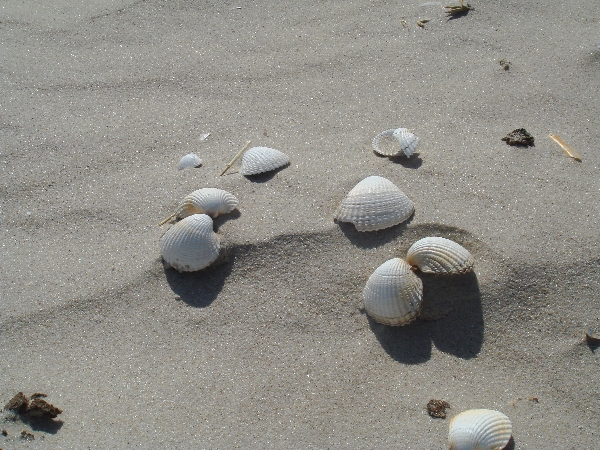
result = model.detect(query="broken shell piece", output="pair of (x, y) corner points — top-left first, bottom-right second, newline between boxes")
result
(177, 153), (203, 170)
(585, 327), (600, 342)
(406, 237), (474, 274)
(372, 128), (419, 157)
(240, 146), (290, 176)
(175, 188), (239, 219)
(363, 258), (423, 326)
(160, 214), (220, 272)
(549, 134), (582, 162)
(334, 176), (414, 232)
(448, 409), (512, 450)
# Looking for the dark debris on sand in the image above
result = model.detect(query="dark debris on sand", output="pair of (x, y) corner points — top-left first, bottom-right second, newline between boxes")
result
(427, 399), (451, 418)
(4, 392), (62, 420)
(501, 128), (535, 147)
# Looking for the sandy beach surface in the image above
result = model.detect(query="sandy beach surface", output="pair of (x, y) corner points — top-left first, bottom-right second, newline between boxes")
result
(1, 0), (599, 448)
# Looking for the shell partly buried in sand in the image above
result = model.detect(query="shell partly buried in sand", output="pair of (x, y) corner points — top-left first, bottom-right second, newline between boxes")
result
(177, 153), (203, 170)
(372, 128), (419, 157)
(406, 237), (474, 274)
(175, 188), (239, 219)
(333, 176), (414, 232)
(448, 409), (512, 450)
(240, 146), (290, 176)
(363, 258), (423, 326)
(160, 214), (220, 272)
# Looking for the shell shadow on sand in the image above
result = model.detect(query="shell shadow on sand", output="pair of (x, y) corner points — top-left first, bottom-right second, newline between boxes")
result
(337, 217), (414, 249)
(368, 270), (483, 364)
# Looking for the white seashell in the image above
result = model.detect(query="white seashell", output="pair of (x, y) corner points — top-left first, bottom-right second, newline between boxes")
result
(177, 153), (203, 170)
(363, 258), (423, 326)
(406, 237), (474, 274)
(240, 147), (290, 176)
(160, 214), (220, 272)
(199, 133), (211, 141)
(333, 176), (414, 232)
(448, 409), (512, 450)
(174, 188), (239, 219)
(372, 128), (419, 157)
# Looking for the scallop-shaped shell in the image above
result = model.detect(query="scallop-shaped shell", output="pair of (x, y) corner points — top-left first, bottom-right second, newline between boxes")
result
(333, 176), (414, 232)
(240, 147), (290, 176)
(363, 258), (423, 326)
(177, 153), (203, 170)
(372, 128), (419, 157)
(160, 214), (220, 272)
(406, 237), (474, 274)
(175, 188), (239, 219)
(448, 409), (512, 450)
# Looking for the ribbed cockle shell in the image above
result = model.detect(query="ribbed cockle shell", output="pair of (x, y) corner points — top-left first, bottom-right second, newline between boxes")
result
(333, 176), (414, 232)
(177, 153), (203, 170)
(406, 237), (474, 274)
(448, 409), (512, 450)
(372, 128), (419, 157)
(175, 188), (239, 219)
(363, 258), (423, 326)
(240, 147), (290, 176)
(160, 214), (220, 272)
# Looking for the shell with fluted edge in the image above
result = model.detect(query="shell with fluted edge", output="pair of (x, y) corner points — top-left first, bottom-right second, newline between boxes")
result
(240, 147), (290, 176)
(372, 128), (419, 157)
(448, 409), (512, 450)
(174, 188), (239, 220)
(363, 258), (423, 326)
(406, 237), (474, 274)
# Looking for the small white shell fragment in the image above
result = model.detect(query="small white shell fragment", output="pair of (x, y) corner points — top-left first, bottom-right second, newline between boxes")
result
(372, 128), (419, 157)
(199, 133), (211, 141)
(175, 188), (239, 219)
(160, 214), (220, 272)
(363, 258), (423, 326)
(448, 409), (512, 450)
(240, 146), (290, 176)
(406, 237), (474, 274)
(333, 176), (414, 232)
(177, 153), (203, 170)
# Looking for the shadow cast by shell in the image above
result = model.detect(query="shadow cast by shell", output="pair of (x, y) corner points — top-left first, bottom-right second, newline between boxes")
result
(243, 163), (290, 183)
(337, 215), (414, 249)
(368, 271), (483, 364)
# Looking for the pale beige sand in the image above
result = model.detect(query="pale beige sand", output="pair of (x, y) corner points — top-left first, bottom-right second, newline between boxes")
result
(1, 0), (599, 448)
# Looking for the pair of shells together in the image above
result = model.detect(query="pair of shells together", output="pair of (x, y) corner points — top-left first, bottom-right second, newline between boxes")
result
(448, 409), (512, 450)
(363, 237), (474, 326)
(372, 128), (419, 158)
(160, 188), (239, 272)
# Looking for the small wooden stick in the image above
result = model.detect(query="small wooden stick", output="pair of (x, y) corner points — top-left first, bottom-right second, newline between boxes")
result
(220, 140), (252, 176)
(158, 212), (176, 227)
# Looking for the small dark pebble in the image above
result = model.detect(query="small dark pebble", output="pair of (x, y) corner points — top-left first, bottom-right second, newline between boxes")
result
(427, 399), (451, 419)
(501, 128), (534, 147)
(5, 393), (29, 414)
(1, 429), (7, 436)
(20, 430), (34, 440)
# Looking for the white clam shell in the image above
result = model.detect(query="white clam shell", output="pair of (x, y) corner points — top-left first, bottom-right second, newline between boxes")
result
(240, 147), (290, 176)
(160, 214), (220, 272)
(175, 188), (239, 219)
(406, 237), (474, 274)
(363, 258), (423, 326)
(177, 153), (203, 170)
(372, 128), (419, 157)
(448, 409), (512, 450)
(333, 176), (415, 232)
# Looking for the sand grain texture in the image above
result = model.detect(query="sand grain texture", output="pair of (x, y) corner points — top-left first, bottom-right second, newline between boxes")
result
(1, 0), (599, 448)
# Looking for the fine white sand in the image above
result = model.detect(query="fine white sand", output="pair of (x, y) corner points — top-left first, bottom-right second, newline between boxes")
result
(1, 0), (599, 448)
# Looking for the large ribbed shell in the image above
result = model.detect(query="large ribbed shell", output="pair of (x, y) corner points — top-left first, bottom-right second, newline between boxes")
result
(175, 188), (239, 219)
(177, 153), (203, 170)
(448, 409), (512, 450)
(363, 258), (423, 326)
(333, 176), (414, 232)
(406, 237), (474, 274)
(240, 147), (290, 175)
(372, 128), (419, 157)
(160, 214), (220, 272)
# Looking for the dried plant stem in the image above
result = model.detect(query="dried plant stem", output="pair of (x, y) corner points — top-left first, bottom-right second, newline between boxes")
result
(220, 140), (252, 176)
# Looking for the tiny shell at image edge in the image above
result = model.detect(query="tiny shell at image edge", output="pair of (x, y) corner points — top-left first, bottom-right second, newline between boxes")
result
(160, 214), (220, 272)
(363, 258), (423, 326)
(448, 409), (512, 450)
(240, 146), (290, 176)
(333, 175), (414, 232)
